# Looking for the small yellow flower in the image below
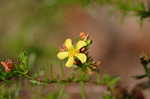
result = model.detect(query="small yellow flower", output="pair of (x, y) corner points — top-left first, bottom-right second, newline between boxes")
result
(57, 38), (87, 67)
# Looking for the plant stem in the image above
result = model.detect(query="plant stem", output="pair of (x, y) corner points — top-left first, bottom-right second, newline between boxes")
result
(80, 82), (86, 99)
(58, 84), (65, 99)
(60, 62), (64, 78)
(49, 64), (54, 80)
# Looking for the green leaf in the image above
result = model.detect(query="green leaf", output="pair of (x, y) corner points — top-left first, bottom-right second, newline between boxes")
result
(107, 77), (120, 88)
(17, 51), (29, 74)
(101, 74), (120, 88)
(103, 95), (115, 99)
(29, 79), (43, 85)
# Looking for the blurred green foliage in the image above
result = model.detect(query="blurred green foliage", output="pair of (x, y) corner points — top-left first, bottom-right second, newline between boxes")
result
(43, 0), (150, 20)
(0, 83), (20, 99)
(100, 74), (120, 89)
(0, 52), (29, 81)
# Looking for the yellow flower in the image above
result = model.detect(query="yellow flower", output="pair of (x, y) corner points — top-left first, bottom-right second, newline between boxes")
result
(57, 38), (87, 67)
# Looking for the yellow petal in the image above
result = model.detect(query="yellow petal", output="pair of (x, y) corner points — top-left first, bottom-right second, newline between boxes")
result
(76, 40), (87, 50)
(57, 52), (68, 60)
(65, 57), (74, 67)
(65, 38), (73, 50)
(76, 53), (87, 63)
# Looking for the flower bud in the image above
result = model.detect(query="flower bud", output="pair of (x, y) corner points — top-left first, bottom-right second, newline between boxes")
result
(59, 45), (67, 51)
(80, 32), (89, 40)
(0, 59), (14, 72)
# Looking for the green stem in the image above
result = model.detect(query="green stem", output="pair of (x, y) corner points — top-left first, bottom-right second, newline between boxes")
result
(58, 84), (65, 99)
(23, 73), (101, 85)
(49, 64), (54, 80)
(23, 74), (34, 80)
(60, 62), (64, 78)
(80, 82), (86, 99)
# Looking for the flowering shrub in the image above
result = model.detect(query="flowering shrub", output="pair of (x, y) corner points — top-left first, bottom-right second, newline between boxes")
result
(0, 33), (149, 99)
(57, 32), (100, 73)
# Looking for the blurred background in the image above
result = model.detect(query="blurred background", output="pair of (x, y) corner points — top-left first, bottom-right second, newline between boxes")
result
(0, 0), (150, 99)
